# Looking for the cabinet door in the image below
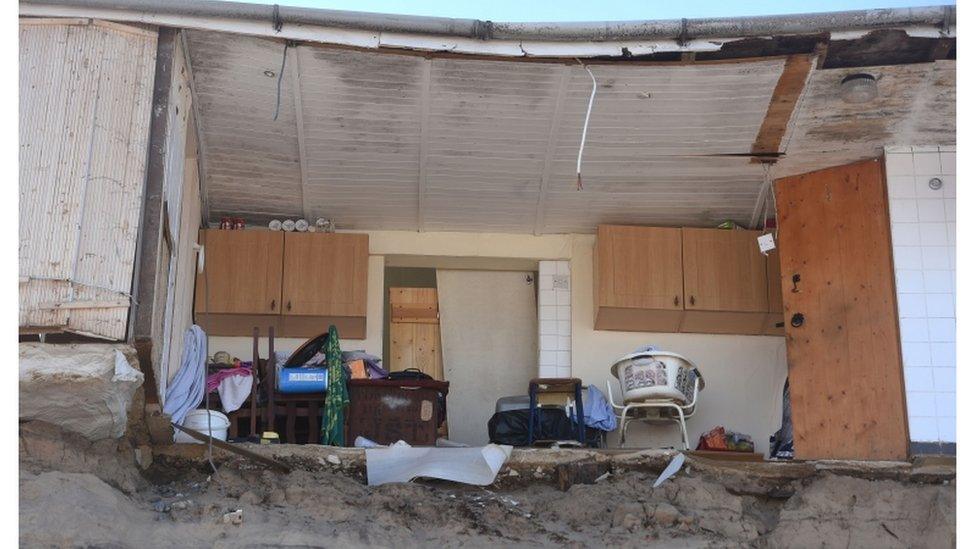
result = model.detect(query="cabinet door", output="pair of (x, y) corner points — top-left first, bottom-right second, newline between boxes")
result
(281, 232), (368, 316)
(682, 228), (768, 312)
(194, 229), (284, 314)
(596, 225), (683, 310)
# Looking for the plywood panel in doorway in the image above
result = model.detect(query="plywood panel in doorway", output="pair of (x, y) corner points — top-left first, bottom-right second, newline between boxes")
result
(389, 287), (443, 380)
(774, 158), (908, 461)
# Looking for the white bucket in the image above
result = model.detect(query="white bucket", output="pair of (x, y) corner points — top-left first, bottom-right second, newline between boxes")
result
(173, 409), (231, 444)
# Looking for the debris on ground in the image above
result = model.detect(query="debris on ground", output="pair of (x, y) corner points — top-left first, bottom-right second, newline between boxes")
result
(19, 421), (955, 548)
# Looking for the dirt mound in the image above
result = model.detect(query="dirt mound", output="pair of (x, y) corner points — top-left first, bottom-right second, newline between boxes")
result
(18, 422), (955, 548)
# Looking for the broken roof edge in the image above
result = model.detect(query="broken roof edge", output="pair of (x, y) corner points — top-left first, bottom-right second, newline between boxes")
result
(20, 0), (956, 58)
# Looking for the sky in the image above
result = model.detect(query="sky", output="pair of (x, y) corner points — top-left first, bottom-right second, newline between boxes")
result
(225, 0), (953, 23)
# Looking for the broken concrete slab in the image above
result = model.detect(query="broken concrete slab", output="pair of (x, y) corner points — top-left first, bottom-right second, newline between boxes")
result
(20, 343), (144, 440)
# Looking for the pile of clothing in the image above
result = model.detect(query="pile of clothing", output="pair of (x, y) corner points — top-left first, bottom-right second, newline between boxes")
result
(205, 355), (253, 414)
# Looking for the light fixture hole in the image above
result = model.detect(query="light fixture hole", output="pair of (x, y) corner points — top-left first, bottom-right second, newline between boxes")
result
(840, 73), (878, 104)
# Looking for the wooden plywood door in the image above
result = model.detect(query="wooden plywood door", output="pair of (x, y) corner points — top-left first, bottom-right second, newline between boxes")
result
(281, 233), (368, 316)
(194, 229), (283, 314)
(389, 288), (443, 380)
(597, 225), (683, 309)
(774, 158), (908, 461)
(682, 228), (768, 312)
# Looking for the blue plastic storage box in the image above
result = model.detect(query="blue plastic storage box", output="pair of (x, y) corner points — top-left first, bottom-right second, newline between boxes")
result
(278, 367), (328, 393)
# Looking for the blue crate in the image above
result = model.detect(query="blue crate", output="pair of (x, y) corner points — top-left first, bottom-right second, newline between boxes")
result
(278, 367), (328, 394)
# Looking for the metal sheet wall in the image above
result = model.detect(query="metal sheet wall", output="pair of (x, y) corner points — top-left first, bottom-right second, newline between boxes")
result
(19, 19), (157, 340)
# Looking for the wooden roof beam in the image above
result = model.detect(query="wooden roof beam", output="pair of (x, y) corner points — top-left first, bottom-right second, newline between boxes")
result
(749, 54), (814, 164)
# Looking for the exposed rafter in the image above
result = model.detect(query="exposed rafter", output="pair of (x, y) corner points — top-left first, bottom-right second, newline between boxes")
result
(534, 65), (571, 236)
(416, 58), (432, 232)
(289, 45), (313, 221)
(178, 30), (211, 223)
(749, 54), (814, 163)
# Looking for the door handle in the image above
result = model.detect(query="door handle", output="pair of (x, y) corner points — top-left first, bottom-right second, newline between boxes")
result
(271, 299), (276, 311)
(790, 313), (805, 328)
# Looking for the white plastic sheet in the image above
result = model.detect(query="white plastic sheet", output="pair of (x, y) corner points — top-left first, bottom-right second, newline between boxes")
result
(366, 442), (513, 486)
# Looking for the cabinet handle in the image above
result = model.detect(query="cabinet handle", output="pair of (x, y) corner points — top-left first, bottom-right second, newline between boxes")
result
(271, 299), (276, 311)
(287, 301), (292, 311)
(673, 296), (680, 307)
(689, 295), (696, 306)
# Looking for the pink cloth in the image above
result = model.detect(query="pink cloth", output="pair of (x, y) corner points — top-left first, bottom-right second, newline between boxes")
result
(206, 365), (251, 393)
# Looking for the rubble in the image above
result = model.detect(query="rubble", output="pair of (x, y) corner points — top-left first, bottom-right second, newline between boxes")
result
(18, 421), (955, 548)
(19, 343), (144, 440)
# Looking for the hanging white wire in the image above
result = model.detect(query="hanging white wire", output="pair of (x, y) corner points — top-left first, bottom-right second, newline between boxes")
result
(575, 59), (598, 191)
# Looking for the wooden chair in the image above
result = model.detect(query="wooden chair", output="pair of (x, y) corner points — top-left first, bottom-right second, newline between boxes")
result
(527, 377), (585, 445)
(263, 326), (327, 444)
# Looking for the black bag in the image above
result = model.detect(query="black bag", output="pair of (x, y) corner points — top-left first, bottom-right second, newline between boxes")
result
(488, 408), (601, 447)
(387, 368), (433, 381)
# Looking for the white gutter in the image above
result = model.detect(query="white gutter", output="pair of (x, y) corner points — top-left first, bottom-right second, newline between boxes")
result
(19, 1), (955, 58)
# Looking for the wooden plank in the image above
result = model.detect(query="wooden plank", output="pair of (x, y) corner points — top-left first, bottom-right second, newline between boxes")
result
(131, 27), (176, 341)
(290, 45), (312, 221)
(679, 311), (766, 335)
(593, 307), (683, 333)
(750, 54), (813, 161)
(682, 228), (768, 313)
(774, 158), (909, 461)
(689, 450), (764, 462)
(196, 313), (366, 340)
(194, 229), (284, 315)
(281, 232), (369, 317)
(389, 287), (443, 379)
(170, 423), (291, 473)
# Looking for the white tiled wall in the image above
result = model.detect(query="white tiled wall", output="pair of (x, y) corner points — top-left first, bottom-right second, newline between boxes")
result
(885, 146), (956, 443)
(538, 260), (572, 377)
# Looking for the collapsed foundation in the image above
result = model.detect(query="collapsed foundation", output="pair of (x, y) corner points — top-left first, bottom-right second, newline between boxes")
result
(20, 420), (955, 548)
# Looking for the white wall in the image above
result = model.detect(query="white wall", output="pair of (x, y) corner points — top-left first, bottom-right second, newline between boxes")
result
(885, 146), (956, 443)
(203, 230), (788, 453)
(570, 237), (788, 454)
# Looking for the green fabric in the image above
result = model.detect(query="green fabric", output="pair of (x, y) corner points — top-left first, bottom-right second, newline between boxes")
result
(320, 325), (348, 446)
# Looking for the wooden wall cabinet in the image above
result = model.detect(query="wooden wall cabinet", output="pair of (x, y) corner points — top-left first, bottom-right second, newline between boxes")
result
(594, 225), (684, 332)
(679, 227), (768, 335)
(594, 224), (782, 336)
(194, 229), (284, 315)
(195, 229), (369, 339)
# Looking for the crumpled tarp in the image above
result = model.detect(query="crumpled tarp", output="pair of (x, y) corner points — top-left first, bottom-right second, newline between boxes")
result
(366, 441), (512, 486)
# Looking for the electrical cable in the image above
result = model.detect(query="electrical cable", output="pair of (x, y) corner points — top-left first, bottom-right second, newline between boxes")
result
(575, 58), (597, 191)
(202, 242), (216, 475)
(272, 43), (288, 121)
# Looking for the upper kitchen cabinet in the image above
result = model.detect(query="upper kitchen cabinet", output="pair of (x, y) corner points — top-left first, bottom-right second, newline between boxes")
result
(194, 229), (284, 315)
(680, 227), (769, 334)
(194, 230), (369, 339)
(594, 225), (684, 332)
(279, 232), (369, 338)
